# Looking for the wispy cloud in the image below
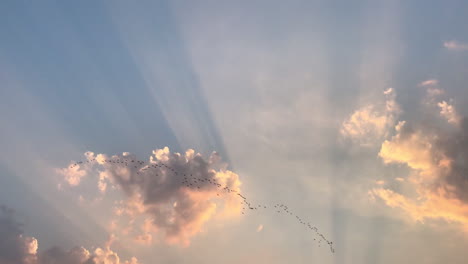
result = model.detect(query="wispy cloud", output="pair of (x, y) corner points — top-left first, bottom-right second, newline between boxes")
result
(256, 224), (264, 232)
(418, 79), (461, 125)
(418, 79), (439, 87)
(444, 40), (468, 51)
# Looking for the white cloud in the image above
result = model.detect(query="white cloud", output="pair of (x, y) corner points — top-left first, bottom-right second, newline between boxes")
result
(55, 165), (87, 186)
(438, 101), (461, 125)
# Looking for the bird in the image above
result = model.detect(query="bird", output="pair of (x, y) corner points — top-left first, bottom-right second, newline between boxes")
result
(66, 155), (335, 254)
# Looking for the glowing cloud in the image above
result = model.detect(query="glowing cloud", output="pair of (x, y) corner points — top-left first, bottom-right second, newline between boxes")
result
(341, 88), (400, 146)
(56, 165), (87, 186)
(379, 121), (436, 173)
(342, 83), (468, 230)
(59, 147), (242, 246)
(370, 88), (468, 228)
(438, 101), (461, 125)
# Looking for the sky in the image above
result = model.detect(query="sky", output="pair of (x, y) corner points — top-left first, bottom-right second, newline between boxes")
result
(1, 0), (468, 263)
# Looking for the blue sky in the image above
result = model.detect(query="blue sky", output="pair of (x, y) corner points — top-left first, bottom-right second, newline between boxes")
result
(2, 1), (468, 263)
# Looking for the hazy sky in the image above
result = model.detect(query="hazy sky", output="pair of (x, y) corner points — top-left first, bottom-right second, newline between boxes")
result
(2, 1), (468, 263)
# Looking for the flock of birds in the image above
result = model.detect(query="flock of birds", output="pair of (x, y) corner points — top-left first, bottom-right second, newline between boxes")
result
(69, 156), (335, 253)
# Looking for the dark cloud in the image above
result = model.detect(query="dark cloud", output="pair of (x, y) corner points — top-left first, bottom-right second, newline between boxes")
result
(0, 205), (140, 264)
(0, 205), (36, 264)
(38, 246), (90, 264)
(434, 117), (468, 202)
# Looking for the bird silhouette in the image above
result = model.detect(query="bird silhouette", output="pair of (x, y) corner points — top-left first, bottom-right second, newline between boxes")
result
(66, 155), (335, 253)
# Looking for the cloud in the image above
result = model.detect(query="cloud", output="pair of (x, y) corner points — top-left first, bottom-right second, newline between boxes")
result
(438, 101), (461, 125)
(418, 79), (444, 105)
(418, 79), (439, 87)
(339, 83), (468, 230)
(56, 165), (87, 186)
(370, 188), (468, 226)
(379, 121), (436, 173)
(341, 88), (400, 146)
(59, 147), (242, 246)
(444, 40), (468, 51)
(39, 240), (141, 264)
(418, 79), (461, 125)
(256, 224), (263, 232)
(38, 246), (91, 264)
(0, 205), (140, 264)
(375, 180), (385, 185)
(371, 97), (468, 228)
(0, 205), (37, 264)
(420, 80), (462, 126)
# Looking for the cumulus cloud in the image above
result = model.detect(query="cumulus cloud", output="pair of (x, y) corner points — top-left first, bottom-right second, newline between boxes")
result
(341, 88), (400, 146)
(0, 206), (37, 264)
(379, 121), (436, 173)
(438, 101), (461, 125)
(0, 205), (140, 264)
(39, 241), (140, 264)
(59, 147), (242, 246)
(39, 246), (92, 264)
(369, 88), (468, 228)
(339, 82), (468, 230)
(444, 40), (468, 51)
(56, 165), (87, 186)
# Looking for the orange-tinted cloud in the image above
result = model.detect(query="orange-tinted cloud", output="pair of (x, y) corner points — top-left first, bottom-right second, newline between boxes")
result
(379, 121), (436, 173)
(371, 188), (468, 227)
(438, 101), (461, 125)
(340, 82), (468, 230)
(59, 147), (242, 247)
(341, 88), (400, 146)
(370, 90), (468, 228)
